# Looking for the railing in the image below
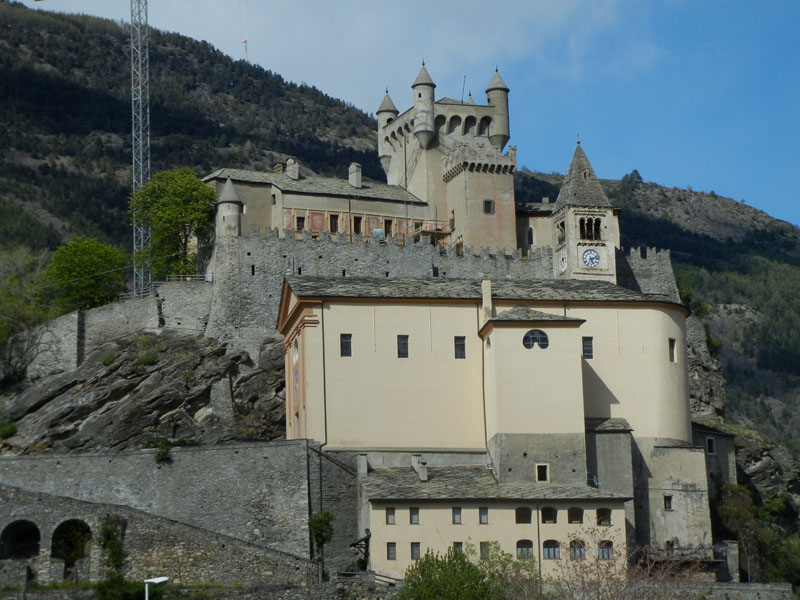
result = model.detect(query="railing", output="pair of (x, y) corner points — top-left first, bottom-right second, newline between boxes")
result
(373, 572), (403, 587)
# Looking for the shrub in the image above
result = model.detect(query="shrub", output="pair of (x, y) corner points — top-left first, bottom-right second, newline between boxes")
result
(137, 351), (159, 366)
(0, 420), (16, 439)
(399, 547), (502, 600)
(308, 510), (334, 557)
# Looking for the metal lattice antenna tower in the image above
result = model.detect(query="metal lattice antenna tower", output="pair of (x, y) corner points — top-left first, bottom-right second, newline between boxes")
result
(131, 0), (151, 297)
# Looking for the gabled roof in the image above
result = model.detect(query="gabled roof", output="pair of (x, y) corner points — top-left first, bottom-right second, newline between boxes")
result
(282, 275), (683, 306)
(490, 305), (584, 324)
(552, 143), (612, 212)
(412, 64), (435, 88)
(362, 466), (631, 502)
(204, 168), (424, 204)
(377, 91), (398, 114)
(585, 417), (633, 433)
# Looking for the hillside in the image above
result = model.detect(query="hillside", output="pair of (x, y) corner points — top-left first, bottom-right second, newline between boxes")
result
(0, 0), (380, 249)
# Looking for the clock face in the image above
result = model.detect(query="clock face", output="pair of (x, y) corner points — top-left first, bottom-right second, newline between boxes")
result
(559, 252), (568, 272)
(582, 249), (600, 268)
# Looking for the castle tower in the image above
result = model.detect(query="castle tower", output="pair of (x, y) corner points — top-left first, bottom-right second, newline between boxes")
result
(485, 69), (509, 151)
(216, 177), (242, 237)
(411, 63), (436, 149)
(376, 90), (398, 176)
(550, 143), (620, 282)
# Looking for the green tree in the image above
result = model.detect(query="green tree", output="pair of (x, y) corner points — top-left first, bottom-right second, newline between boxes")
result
(129, 167), (216, 277)
(308, 510), (334, 558)
(44, 238), (127, 312)
(398, 547), (503, 600)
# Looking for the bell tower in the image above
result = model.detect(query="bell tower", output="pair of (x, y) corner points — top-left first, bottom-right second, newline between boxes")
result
(551, 143), (620, 283)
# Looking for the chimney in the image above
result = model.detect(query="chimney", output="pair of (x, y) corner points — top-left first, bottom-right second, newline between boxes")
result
(481, 279), (493, 324)
(411, 455), (428, 482)
(348, 162), (362, 188)
(542, 196), (550, 204)
(286, 158), (299, 180)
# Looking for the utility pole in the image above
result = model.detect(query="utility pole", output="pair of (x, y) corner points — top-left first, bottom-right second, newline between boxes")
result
(130, 0), (151, 297)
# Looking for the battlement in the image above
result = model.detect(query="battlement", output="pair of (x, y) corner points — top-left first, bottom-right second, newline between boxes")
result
(616, 246), (680, 302)
(442, 145), (517, 182)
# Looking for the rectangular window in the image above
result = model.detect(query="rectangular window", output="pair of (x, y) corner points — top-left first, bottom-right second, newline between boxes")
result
(397, 335), (409, 358)
(410, 542), (421, 560)
(483, 199), (495, 214)
(414, 220), (423, 231)
(664, 495), (673, 511)
(385, 507), (396, 524)
(296, 216), (305, 231)
(384, 219), (393, 237)
(340, 334), (352, 357)
(582, 336), (593, 359)
(536, 464), (549, 482)
(706, 437), (716, 455)
(452, 507), (461, 525)
(480, 541), (490, 560)
(410, 507), (419, 525)
(454, 336), (466, 359)
(669, 338), (677, 362)
(479, 507), (488, 525)
(329, 214), (339, 233)
(387, 542), (396, 560)
(453, 542), (463, 553)
(353, 216), (362, 235)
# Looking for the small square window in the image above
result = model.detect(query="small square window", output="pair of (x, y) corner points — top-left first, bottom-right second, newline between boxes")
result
(669, 338), (677, 362)
(387, 542), (396, 560)
(397, 335), (409, 358)
(452, 507), (461, 525)
(479, 507), (488, 525)
(480, 541), (490, 560)
(386, 507), (396, 524)
(536, 464), (550, 482)
(410, 507), (419, 525)
(706, 437), (716, 455)
(483, 199), (495, 214)
(582, 336), (593, 359)
(453, 542), (463, 553)
(664, 495), (673, 511)
(411, 542), (421, 560)
(340, 334), (352, 357)
(454, 336), (466, 359)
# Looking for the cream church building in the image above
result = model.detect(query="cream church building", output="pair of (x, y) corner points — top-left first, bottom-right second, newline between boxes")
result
(204, 65), (731, 581)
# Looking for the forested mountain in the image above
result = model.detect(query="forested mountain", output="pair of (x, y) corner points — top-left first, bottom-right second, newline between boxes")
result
(2, 0), (800, 476)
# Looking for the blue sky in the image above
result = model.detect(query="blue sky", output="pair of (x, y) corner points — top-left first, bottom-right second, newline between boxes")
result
(20, 0), (800, 227)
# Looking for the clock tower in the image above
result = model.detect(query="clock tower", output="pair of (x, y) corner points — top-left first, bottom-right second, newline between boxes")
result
(551, 143), (620, 283)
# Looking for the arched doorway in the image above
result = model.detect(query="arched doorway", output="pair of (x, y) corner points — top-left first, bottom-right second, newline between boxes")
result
(51, 520), (92, 581)
(1, 520), (40, 559)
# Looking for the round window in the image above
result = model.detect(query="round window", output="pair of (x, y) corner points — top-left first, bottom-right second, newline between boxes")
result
(522, 329), (549, 349)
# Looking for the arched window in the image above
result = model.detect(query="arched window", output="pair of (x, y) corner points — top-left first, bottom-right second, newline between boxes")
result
(579, 217), (587, 239)
(435, 115), (446, 136)
(598, 540), (614, 560)
(527, 227), (534, 246)
(447, 115), (462, 135)
(0, 520), (40, 559)
(515, 507), (532, 524)
(522, 330), (549, 350)
(543, 540), (560, 559)
(51, 520), (92, 580)
(478, 116), (492, 136)
(516, 539), (534, 559)
(568, 507), (583, 524)
(569, 539), (586, 560)
(594, 218), (602, 240)
(463, 116), (477, 136)
(541, 507), (557, 524)
(596, 508), (612, 526)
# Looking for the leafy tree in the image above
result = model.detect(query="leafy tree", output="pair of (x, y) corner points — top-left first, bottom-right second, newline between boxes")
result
(398, 547), (503, 600)
(308, 510), (334, 558)
(44, 238), (127, 312)
(128, 168), (216, 278)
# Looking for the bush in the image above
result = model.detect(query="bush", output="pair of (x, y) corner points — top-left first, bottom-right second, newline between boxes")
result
(398, 547), (503, 600)
(308, 510), (334, 557)
(0, 420), (16, 439)
(137, 351), (159, 366)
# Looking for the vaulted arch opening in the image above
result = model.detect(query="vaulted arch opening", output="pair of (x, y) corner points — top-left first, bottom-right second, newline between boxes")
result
(1, 520), (40, 559)
(51, 520), (92, 581)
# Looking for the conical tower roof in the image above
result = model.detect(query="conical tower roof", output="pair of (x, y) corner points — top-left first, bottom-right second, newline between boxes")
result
(219, 177), (241, 203)
(377, 91), (398, 114)
(486, 69), (509, 92)
(412, 63), (436, 88)
(552, 143), (612, 212)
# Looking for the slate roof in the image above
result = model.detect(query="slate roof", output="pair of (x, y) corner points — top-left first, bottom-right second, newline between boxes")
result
(363, 466), (631, 502)
(585, 417), (633, 433)
(412, 64), (436, 87)
(486, 69), (509, 92)
(284, 276), (680, 306)
(377, 92), (398, 114)
(552, 143), (612, 212)
(489, 305), (584, 324)
(204, 168), (424, 204)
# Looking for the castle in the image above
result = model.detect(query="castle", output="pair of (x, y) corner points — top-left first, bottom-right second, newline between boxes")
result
(0, 65), (748, 590)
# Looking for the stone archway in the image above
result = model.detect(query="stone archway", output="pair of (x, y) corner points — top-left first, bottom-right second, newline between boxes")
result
(50, 520), (92, 582)
(0, 520), (41, 559)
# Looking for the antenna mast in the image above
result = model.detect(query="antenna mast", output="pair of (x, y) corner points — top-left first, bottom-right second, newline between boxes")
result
(131, 0), (151, 297)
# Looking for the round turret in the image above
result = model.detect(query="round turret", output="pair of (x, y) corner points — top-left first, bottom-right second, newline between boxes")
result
(216, 177), (243, 237)
(377, 90), (399, 175)
(411, 64), (436, 150)
(485, 69), (510, 151)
